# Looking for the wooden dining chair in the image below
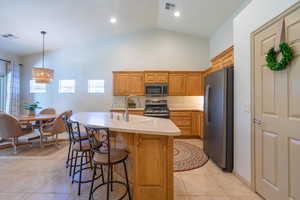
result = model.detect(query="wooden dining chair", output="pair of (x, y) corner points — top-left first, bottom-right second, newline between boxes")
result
(0, 112), (33, 153)
(39, 108), (56, 115)
(39, 110), (72, 148)
(32, 108), (57, 129)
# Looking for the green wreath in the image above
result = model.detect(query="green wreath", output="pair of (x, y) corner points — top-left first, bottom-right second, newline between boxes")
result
(266, 42), (294, 71)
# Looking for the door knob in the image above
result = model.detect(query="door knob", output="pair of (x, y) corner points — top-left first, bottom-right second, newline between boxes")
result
(253, 119), (262, 126)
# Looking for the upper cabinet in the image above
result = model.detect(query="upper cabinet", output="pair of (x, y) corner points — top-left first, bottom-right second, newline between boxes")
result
(113, 72), (144, 96)
(113, 70), (204, 96)
(169, 72), (203, 96)
(168, 72), (187, 96)
(204, 46), (234, 77)
(186, 72), (203, 96)
(144, 72), (168, 84)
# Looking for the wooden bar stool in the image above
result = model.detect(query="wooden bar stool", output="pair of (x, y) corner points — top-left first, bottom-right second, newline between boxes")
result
(85, 127), (131, 200)
(64, 119), (102, 196)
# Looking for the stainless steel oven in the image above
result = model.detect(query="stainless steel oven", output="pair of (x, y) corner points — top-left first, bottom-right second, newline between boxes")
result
(145, 84), (168, 97)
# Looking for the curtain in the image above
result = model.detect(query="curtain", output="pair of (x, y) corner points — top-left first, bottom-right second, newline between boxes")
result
(5, 62), (20, 115)
(0, 61), (6, 76)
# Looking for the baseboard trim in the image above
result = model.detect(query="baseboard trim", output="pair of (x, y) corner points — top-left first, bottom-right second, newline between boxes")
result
(233, 170), (254, 190)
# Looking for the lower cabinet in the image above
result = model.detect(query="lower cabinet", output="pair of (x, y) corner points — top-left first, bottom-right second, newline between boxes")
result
(110, 110), (144, 115)
(170, 111), (203, 138)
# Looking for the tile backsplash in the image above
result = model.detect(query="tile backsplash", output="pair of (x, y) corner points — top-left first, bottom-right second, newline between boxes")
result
(112, 96), (204, 109)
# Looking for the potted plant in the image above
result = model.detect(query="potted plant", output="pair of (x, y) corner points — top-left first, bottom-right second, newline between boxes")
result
(23, 101), (42, 116)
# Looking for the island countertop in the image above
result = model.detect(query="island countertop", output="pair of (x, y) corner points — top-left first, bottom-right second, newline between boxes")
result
(71, 112), (181, 136)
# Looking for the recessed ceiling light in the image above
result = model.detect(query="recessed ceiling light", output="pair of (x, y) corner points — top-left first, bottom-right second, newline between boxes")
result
(174, 11), (181, 17)
(110, 17), (117, 24)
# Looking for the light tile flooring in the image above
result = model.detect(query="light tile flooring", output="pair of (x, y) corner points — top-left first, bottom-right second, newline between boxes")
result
(174, 140), (263, 200)
(0, 139), (263, 200)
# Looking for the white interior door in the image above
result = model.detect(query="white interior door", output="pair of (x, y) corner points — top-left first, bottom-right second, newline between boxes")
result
(253, 5), (300, 200)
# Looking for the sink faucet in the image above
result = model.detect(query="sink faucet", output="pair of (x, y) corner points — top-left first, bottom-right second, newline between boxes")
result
(124, 95), (136, 121)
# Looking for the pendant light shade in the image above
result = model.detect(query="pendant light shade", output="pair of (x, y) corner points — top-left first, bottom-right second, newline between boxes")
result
(32, 67), (54, 83)
(32, 31), (54, 84)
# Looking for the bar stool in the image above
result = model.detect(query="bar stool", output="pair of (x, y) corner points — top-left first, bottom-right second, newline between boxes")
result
(64, 115), (89, 174)
(85, 127), (131, 200)
(64, 119), (102, 196)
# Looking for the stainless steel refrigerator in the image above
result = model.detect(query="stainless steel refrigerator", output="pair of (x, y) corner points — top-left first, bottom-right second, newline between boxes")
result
(203, 67), (234, 172)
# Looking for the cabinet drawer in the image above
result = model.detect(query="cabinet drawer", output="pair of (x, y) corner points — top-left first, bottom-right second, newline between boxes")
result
(170, 117), (191, 127)
(170, 112), (192, 118)
(179, 127), (192, 136)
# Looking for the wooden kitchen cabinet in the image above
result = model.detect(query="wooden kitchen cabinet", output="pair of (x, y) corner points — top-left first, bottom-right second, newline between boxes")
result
(192, 111), (204, 138)
(186, 72), (204, 96)
(200, 112), (204, 138)
(110, 110), (144, 115)
(171, 111), (203, 138)
(170, 111), (192, 136)
(144, 72), (168, 83)
(204, 46), (234, 77)
(168, 73), (187, 96)
(113, 70), (204, 97)
(113, 72), (144, 96)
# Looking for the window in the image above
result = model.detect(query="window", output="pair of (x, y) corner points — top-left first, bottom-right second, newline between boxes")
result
(30, 80), (46, 93)
(59, 80), (75, 93)
(88, 80), (104, 93)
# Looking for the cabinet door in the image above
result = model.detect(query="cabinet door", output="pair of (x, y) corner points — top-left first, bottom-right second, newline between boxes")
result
(145, 72), (169, 83)
(113, 73), (129, 96)
(168, 73), (186, 96)
(127, 72), (144, 96)
(170, 112), (192, 136)
(113, 72), (144, 96)
(129, 110), (144, 115)
(186, 73), (203, 96)
(192, 112), (201, 137)
(200, 112), (204, 138)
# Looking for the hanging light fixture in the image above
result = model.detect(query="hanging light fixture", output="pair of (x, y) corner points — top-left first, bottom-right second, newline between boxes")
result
(32, 31), (54, 84)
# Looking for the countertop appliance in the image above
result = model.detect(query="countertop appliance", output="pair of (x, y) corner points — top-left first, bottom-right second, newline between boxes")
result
(144, 99), (169, 118)
(145, 84), (168, 97)
(204, 67), (234, 172)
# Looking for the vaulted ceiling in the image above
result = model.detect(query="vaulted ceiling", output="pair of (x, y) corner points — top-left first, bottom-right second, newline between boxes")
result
(0, 0), (244, 55)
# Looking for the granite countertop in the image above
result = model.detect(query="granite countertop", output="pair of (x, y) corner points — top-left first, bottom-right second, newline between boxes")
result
(71, 112), (181, 136)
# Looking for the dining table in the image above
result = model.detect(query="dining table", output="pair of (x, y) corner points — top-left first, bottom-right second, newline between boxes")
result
(14, 114), (57, 122)
(14, 114), (57, 146)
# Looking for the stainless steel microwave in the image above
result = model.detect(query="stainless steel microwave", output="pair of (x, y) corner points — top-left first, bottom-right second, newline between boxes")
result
(145, 84), (168, 97)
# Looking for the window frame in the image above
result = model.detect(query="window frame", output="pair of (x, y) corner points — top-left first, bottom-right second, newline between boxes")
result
(88, 79), (105, 94)
(30, 80), (47, 94)
(58, 80), (76, 94)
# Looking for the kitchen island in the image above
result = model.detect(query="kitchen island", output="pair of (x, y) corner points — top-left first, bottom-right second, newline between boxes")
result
(71, 112), (181, 200)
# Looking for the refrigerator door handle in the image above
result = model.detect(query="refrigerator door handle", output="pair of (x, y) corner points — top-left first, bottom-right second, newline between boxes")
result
(205, 85), (211, 124)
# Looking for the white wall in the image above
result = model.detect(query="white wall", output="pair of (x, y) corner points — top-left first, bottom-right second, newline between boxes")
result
(20, 29), (209, 113)
(209, 0), (251, 59)
(233, 0), (297, 183)
(209, 15), (235, 59)
(0, 51), (20, 63)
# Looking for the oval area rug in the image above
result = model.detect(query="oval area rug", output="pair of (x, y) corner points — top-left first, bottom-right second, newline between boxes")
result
(174, 141), (208, 172)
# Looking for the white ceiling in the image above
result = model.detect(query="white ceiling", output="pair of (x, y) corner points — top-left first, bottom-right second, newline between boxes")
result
(0, 0), (245, 56)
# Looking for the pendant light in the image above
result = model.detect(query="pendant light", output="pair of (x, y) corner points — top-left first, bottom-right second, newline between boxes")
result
(32, 31), (54, 84)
